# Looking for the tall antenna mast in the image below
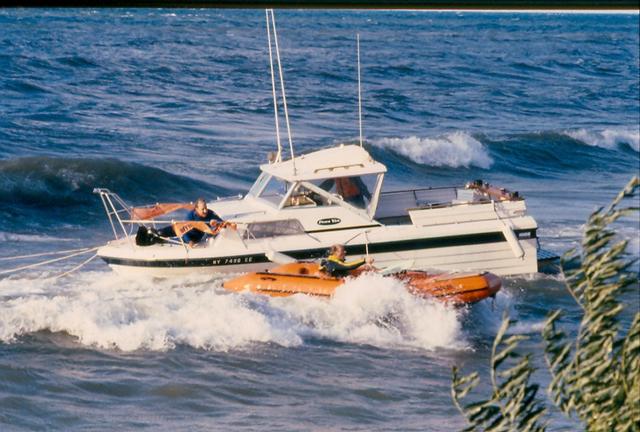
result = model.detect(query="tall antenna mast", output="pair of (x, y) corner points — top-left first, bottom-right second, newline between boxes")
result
(269, 9), (296, 174)
(357, 33), (363, 148)
(266, 10), (282, 162)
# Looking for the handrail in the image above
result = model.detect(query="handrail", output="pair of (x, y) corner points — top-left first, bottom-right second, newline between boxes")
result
(380, 185), (458, 196)
(314, 163), (365, 173)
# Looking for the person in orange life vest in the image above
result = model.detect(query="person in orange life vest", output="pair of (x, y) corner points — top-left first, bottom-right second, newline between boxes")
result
(319, 244), (375, 278)
(319, 176), (371, 208)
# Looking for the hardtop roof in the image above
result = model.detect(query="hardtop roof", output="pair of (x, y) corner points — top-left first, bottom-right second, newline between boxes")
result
(260, 144), (387, 182)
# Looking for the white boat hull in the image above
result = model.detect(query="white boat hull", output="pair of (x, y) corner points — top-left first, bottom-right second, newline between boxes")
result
(99, 223), (538, 278)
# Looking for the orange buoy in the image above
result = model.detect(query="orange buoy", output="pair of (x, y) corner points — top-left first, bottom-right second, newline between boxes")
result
(223, 263), (501, 305)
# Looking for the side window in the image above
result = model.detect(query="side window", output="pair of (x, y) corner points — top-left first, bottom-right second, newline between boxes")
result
(245, 219), (305, 239)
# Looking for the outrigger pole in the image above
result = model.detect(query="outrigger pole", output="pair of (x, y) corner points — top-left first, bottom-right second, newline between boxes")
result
(357, 33), (364, 148)
(266, 9), (296, 174)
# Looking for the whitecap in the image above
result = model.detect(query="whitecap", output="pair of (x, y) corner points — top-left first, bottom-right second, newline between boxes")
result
(566, 127), (639, 152)
(372, 132), (493, 168)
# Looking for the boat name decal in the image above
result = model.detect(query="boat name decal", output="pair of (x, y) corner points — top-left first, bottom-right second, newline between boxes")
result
(317, 218), (341, 226)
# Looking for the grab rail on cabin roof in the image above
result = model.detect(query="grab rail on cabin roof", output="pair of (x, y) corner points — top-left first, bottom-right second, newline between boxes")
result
(314, 163), (365, 173)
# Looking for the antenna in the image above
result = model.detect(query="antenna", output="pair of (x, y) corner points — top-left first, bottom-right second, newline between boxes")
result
(268, 9), (296, 174)
(357, 33), (363, 148)
(266, 10), (282, 162)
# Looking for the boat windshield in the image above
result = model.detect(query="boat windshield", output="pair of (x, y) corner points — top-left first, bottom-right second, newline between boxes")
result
(283, 183), (331, 208)
(309, 174), (378, 211)
(258, 175), (291, 207)
(247, 172), (271, 197)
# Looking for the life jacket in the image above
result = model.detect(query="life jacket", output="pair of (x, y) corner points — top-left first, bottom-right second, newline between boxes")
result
(319, 254), (365, 277)
(335, 177), (360, 199)
(319, 254), (341, 270)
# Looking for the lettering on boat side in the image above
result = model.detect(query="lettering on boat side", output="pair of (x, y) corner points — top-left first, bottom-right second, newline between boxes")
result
(317, 218), (341, 226)
(210, 256), (255, 265)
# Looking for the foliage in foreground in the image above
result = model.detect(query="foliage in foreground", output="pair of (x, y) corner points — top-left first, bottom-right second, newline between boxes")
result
(452, 176), (640, 432)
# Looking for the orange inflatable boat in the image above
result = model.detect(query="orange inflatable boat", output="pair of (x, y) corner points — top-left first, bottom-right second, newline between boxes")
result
(223, 263), (501, 305)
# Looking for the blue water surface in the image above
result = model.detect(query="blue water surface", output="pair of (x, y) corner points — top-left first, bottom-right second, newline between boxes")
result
(0, 9), (638, 431)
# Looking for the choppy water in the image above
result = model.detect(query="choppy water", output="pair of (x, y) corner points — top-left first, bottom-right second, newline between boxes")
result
(0, 9), (638, 431)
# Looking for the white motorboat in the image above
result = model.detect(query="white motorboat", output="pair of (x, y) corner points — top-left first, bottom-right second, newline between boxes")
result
(95, 143), (539, 277)
(94, 11), (545, 278)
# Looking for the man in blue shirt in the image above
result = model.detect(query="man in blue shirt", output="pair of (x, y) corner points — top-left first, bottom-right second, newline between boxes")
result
(152, 198), (222, 247)
(182, 198), (223, 247)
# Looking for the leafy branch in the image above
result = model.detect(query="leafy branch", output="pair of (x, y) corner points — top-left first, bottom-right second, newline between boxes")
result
(452, 176), (639, 432)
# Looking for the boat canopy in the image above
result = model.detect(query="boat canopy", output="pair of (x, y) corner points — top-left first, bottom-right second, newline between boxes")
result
(260, 144), (387, 182)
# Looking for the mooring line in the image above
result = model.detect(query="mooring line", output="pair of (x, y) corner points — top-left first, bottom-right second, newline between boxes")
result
(0, 247), (94, 262)
(0, 247), (101, 277)
(49, 253), (99, 280)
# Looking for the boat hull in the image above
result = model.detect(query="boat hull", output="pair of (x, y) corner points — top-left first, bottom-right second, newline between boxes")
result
(99, 231), (537, 278)
(222, 263), (501, 304)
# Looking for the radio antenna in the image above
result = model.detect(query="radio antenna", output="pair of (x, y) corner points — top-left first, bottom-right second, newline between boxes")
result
(357, 33), (364, 148)
(265, 10), (281, 162)
(269, 9), (296, 174)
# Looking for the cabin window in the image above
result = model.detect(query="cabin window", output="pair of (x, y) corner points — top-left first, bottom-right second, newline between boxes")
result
(244, 219), (305, 239)
(312, 174), (378, 210)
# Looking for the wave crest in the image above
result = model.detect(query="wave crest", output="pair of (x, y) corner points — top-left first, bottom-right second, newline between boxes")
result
(372, 132), (493, 169)
(565, 127), (639, 152)
(0, 156), (224, 209)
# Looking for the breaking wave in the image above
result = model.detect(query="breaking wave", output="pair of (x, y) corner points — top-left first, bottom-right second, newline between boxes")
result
(0, 156), (225, 209)
(565, 127), (639, 152)
(368, 128), (638, 177)
(0, 272), (466, 352)
(371, 132), (493, 169)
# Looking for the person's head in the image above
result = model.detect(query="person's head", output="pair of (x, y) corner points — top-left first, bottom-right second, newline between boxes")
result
(194, 198), (208, 217)
(330, 244), (345, 259)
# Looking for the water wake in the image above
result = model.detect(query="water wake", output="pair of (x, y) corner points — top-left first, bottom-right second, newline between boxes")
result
(0, 271), (468, 353)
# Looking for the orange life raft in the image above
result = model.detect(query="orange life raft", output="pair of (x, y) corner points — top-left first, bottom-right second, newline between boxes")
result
(223, 263), (501, 305)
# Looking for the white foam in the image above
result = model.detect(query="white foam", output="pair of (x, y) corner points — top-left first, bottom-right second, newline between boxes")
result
(509, 320), (546, 335)
(372, 132), (493, 168)
(0, 271), (469, 353)
(566, 127), (640, 152)
(0, 272), (300, 352)
(269, 273), (465, 351)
